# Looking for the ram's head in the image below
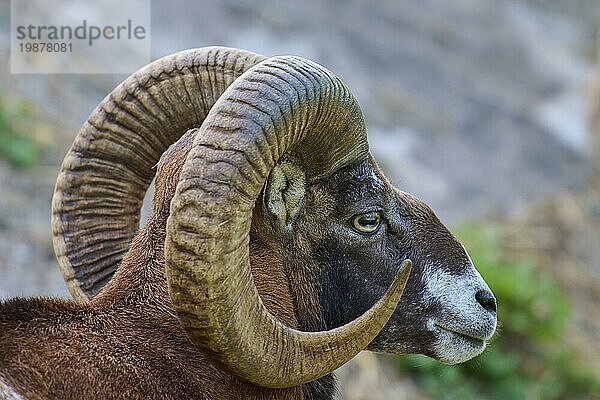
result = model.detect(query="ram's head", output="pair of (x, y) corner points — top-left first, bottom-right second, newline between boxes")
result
(52, 48), (496, 389)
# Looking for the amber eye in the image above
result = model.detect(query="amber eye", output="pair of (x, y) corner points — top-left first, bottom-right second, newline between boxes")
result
(352, 212), (382, 234)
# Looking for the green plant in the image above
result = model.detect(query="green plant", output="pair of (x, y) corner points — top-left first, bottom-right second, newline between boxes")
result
(396, 223), (600, 399)
(0, 92), (42, 168)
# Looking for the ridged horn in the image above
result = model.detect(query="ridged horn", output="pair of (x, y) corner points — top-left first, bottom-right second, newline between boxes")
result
(52, 47), (266, 301)
(164, 56), (413, 388)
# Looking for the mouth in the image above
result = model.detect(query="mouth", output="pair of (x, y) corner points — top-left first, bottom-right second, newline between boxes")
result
(427, 320), (489, 364)
(433, 322), (488, 344)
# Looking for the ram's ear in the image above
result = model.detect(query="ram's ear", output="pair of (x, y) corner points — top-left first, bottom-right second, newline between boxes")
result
(264, 154), (306, 230)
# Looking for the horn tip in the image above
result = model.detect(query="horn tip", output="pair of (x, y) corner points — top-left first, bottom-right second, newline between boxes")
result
(394, 259), (413, 290)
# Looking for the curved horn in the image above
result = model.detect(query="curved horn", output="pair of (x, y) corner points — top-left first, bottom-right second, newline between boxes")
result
(52, 47), (266, 301)
(165, 56), (413, 388)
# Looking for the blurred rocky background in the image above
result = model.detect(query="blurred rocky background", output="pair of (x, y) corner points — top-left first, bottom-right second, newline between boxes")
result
(0, 0), (599, 398)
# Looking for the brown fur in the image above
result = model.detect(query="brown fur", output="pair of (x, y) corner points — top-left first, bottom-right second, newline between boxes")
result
(0, 129), (465, 399)
(0, 130), (307, 400)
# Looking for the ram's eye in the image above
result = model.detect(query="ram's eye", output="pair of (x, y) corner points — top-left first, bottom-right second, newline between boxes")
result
(352, 212), (382, 234)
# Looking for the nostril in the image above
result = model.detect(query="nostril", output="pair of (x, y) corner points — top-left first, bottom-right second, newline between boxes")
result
(475, 289), (497, 313)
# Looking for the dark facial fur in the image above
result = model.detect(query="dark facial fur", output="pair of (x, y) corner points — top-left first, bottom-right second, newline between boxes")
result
(257, 157), (496, 364)
(0, 131), (495, 400)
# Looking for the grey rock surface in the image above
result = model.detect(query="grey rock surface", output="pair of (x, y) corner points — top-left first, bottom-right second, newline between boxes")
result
(1, 1), (598, 398)
(0, 0), (596, 306)
(0, 0), (600, 312)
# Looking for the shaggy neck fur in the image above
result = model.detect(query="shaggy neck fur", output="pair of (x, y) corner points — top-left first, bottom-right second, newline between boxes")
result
(93, 136), (336, 400)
